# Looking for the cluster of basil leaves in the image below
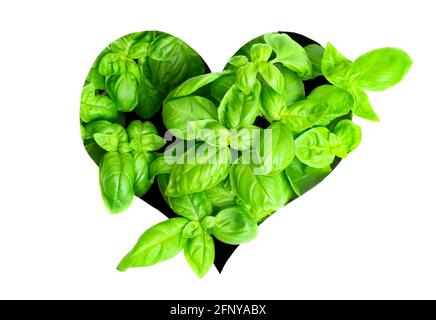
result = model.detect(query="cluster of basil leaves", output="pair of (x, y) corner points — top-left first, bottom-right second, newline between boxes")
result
(80, 31), (412, 277)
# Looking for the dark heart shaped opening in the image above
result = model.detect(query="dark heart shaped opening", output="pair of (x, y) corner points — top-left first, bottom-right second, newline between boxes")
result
(112, 31), (344, 272)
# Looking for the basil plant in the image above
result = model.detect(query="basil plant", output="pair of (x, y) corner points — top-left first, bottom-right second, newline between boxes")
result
(80, 31), (412, 277)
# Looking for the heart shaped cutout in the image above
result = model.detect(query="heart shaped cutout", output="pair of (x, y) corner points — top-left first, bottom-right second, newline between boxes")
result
(80, 31), (412, 277)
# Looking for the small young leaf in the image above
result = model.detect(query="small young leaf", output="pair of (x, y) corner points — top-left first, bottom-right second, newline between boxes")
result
(235, 62), (258, 95)
(295, 127), (335, 168)
(321, 43), (352, 88)
(332, 120), (362, 155)
(228, 55), (249, 68)
(349, 87), (380, 122)
(250, 43), (272, 63)
(257, 62), (284, 93)
(184, 232), (215, 278)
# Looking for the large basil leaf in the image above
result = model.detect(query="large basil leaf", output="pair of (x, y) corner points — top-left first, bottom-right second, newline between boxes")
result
(163, 96), (218, 139)
(210, 73), (235, 102)
(230, 162), (293, 221)
(167, 192), (213, 221)
(80, 83), (118, 123)
(255, 122), (295, 175)
(184, 232), (215, 278)
(285, 158), (332, 196)
(166, 145), (231, 196)
(308, 85), (353, 126)
(264, 33), (311, 78)
(212, 206), (258, 244)
(321, 43), (352, 88)
(295, 127), (335, 168)
(99, 152), (135, 213)
(304, 44), (325, 78)
(218, 82), (261, 129)
(117, 217), (188, 271)
(105, 72), (139, 112)
(147, 34), (204, 93)
(280, 99), (327, 131)
(348, 48), (412, 91)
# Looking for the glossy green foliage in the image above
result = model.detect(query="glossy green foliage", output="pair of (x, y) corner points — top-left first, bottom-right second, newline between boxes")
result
(81, 31), (412, 278)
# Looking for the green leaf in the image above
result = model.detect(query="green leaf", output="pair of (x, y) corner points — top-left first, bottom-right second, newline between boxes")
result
(147, 34), (204, 93)
(80, 83), (118, 123)
(167, 191), (213, 221)
(218, 82), (261, 129)
(321, 42), (352, 88)
(280, 66), (305, 106)
(260, 83), (286, 121)
(228, 55), (249, 68)
(235, 62), (258, 95)
(348, 47), (412, 91)
(98, 52), (126, 76)
(255, 122), (295, 175)
(308, 85), (353, 126)
(149, 156), (174, 180)
(280, 99), (327, 131)
(184, 232), (215, 278)
(285, 158), (332, 196)
(349, 87), (380, 121)
(295, 127), (335, 168)
(230, 162), (293, 221)
(93, 133), (118, 152)
(264, 33), (311, 78)
(127, 120), (158, 139)
(304, 44), (325, 78)
(332, 120), (362, 155)
(166, 145), (231, 196)
(163, 96), (218, 140)
(188, 119), (230, 147)
(204, 179), (236, 209)
(128, 31), (156, 59)
(109, 33), (139, 54)
(168, 72), (227, 100)
(210, 74), (235, 102)
(106, 73), (139, 112)
(182, 221), (202, 238)
(258, 62), (284, 93)
(212, 206), (258, 245)
(201, 216), (216, 231)
(229, 124), (260, 151)
(131, 151), (155, 196)
(250, 43), (272, 63)
(117, 217), (188, 271)
(135, 73), (164, 119)
(99, 152), (135, 213)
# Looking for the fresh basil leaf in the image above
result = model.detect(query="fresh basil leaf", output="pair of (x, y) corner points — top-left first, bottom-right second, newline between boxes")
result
(128, 31), (156, 59)
(235, 62), (258, 95)
(98, 52), (127, 76)
(201, 216), (216, 231)
(99, 152), (135, 213)
(264, 33), (311, 78)
(131, 151), (155, 196)
(188, 119), (230, 147)
(228, 55), (249, 68)
(117, 217), (188, 271)
(212, 206), (258, 245)
(204, 179), (236, 209)
(149, 156), (174, 180)
(260, 83), (286, 121)
(285, 158), (332, 196)
(135, 74), (164, 119)
(147, 34), (204, 93)
(166, 145), (231, 196)
(349, 86), (380, 121)
(184, 232), (215, 278)
(169, 72), (227, 100)
(182, 221), (202, 238)
(321, 42), (352, 88)
(250, 43), (272, 63)
(332, 119), (362, 155)
(210, 73), (236, 103)
(106, 73), (139, 112)
(304, 44), (324, 78)
(88, 121), (128, 152)
(258, 62), (284, 93)
(163, 96), (218, 139)
(127, 120), (158, 139)
(229, 124), (260, 151)
(308, 85), (353, 126)
(109, 33), (140, 54)
(167, 191), (213, 221)
(93, 133), (118, 152)
(280, 66), (305, 106)
(295, 127), (335, 168)
(255, 122), (295, 175)
(348, 48), (412, 91)
(230, 162), (293, 221)
(280, 99), (327, 131)
(218, 82), (261, 129)
(80, 83), (118, 123)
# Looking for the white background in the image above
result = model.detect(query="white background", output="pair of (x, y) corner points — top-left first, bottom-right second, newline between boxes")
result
(0, 0), (434, 299)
